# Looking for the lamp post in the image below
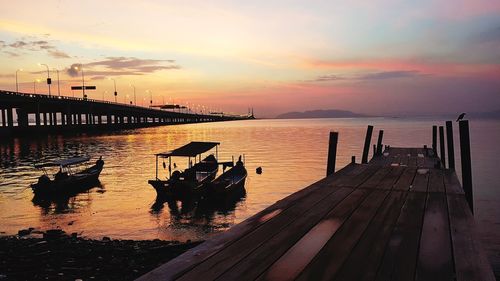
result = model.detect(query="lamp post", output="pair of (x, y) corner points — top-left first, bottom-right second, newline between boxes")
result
(146, 90), (153, 107)
(38, 63), (51, 96)
(15, 69), (23, 93)
(53, 68), (60, 96)
(129, 84), (136, 105)
(33, 79), (41, 94)
(109, 78), (118, 102)
(73, 64), (85, 98)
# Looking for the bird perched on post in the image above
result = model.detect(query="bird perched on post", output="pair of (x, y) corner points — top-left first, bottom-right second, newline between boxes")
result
(456, 113), (466, 122)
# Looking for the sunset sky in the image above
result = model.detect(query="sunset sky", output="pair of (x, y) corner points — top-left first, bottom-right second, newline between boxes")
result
(0, 0), (499, 117)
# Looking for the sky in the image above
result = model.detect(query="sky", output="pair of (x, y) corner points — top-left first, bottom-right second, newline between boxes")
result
(0, 0), (499, 117)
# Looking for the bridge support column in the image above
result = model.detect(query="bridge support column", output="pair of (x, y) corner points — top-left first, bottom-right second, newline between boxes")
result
(35, 112), (41, 127)
(43, 113), (48, 126)
(7, 108), (14, 127)
(49, 112), (53, 126)
(1, 109), (6, 127)
(98, 115), (102, 125)
(66, 111), (72, 126)
(16, 108), (29, 128)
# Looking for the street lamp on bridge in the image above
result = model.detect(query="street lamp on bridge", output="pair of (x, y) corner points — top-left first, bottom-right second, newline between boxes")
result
(38, 63), (51, 96)
(15, 69), (23, 93)
(129, 84), (136, 105)
(109, 78), (118, 102)
(73, 64), (86, 99)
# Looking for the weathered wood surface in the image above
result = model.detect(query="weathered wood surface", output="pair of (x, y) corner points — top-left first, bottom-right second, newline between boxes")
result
(137, 147), (495, 281)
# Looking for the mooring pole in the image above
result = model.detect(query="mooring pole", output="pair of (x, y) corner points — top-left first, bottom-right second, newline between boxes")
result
(459, 120), (473, 213)
(326, 131), (338, 176)
(432, 125), (437, 154)
(439, 126), (446, 168)
(351, 156), (356, 164)
(446, 121), (455, 170)
(376, 130), (384, 155)
(362, 125), (373, 164)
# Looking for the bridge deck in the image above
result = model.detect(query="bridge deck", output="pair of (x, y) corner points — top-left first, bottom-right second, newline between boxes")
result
(137, 147), (495, 281)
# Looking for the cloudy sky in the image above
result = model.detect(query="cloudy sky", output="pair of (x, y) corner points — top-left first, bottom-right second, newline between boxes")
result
(0, 0), (499, 116)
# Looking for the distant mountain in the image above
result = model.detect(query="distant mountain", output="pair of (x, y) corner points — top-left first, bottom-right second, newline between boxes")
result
(275, 109), (369, 119)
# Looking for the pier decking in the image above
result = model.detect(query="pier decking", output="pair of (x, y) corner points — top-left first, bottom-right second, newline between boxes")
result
(138, 145), (495, 280)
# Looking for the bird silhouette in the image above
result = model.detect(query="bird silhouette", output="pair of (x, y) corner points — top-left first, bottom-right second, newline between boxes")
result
(456, 113), (466, 122)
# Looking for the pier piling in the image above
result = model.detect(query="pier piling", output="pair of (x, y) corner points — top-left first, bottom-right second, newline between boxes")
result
(439, 125), (446, 168)
(376, 130), (384, 155)
(459, 120), (473, 213)
(446, 121), (455, 170)
(326, 131), (338, 176)
(432, 125), (437, 154)
(362, 125), (373, 164)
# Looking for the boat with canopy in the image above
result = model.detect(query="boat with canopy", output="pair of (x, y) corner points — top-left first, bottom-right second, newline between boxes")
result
(31, 156), (104, 195)
(148, 141), (219, 199)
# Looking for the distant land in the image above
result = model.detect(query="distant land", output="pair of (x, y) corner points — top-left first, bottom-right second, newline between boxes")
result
(274, 109), (500, 120)
(275, 109), (369, 119)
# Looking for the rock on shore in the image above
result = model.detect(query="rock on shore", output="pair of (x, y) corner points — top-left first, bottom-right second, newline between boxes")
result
(0, 229), (202, 281)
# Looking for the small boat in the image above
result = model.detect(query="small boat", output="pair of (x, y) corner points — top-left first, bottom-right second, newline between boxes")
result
(148, 141), (219, 199)
(207, 156), (247, 197)
(31, 156), (104, 195)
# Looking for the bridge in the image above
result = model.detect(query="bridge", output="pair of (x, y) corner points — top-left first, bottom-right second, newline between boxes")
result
(0, 90), (252, 136)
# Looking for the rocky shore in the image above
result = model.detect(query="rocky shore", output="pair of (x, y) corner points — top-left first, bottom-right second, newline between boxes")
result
(0, 229), (202, 281)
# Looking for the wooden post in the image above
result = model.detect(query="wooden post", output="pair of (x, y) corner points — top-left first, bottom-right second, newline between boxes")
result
(432, 125), (437, 154)
(459, 120), (473, 213)
(376, 130), (384, 155)
(439, 126), (446, 168)
(326, 131), (338, 176)
(373, 144), (376, 158)
(351, 156), (356, 164)
(361, 125), (373, 164)
(446, 121), (455, 170)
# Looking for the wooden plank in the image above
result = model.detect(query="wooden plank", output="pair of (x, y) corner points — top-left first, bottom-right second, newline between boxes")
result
(136, 164), (358, 281)
(447, 194), (496, 281)
(375, 192), (427, 281)
(334, 190), (409, 281)
(218, 188), (371, 281)
(411, 168), (429, 193)
(393, 168), (416, 191)
(360, 166), (393, 189)
(443, 169), (465, 195)
(376, 166), (405, 190)
(336, 164), (381, 187)
(428, 168), (445, 193)
(175, 187), (357, 280)
(415, 192), (454, 281)
(294, 190), (390, 281)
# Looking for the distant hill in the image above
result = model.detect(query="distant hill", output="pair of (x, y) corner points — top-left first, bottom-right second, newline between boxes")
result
(275, 109), (368, 119)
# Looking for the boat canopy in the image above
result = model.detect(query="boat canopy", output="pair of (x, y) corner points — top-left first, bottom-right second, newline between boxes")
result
(156, 142), (219, 158)
(35, 156), (91, 168)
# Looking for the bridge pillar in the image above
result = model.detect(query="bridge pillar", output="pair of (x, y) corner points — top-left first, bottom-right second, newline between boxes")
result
(42, 113), (47, 126)
(98, 115), (102, 125)
(16, 108), (29, 128)
(66, 111), (72, 126)
(6, 108), (14, 127)
(48, 112), (53, 126)
(1, 109), (6, 127)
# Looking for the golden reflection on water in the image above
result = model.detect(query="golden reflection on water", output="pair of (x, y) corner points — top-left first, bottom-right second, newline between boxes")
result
(1, 118), (499, 245)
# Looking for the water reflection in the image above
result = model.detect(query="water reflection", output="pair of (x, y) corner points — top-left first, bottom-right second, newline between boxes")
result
(31, 182), (105, 214)
(151, 187), (247, 234)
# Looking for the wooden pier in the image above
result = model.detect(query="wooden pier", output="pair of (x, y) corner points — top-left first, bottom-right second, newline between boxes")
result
(137, 123), (495, 281)
(0, 90), (251, 137)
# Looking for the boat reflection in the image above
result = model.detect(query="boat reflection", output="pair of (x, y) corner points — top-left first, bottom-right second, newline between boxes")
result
(151, 186), (246, 222)
(31, 182), (104, 214)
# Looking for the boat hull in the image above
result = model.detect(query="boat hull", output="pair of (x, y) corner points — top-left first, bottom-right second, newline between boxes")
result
(31, 164), (103, 196)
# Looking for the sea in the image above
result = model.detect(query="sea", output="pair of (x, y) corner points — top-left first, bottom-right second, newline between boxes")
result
(0, 117), (499, 275)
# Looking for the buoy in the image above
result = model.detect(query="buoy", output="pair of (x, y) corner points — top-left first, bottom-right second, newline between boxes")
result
(256, 167), (262, 174)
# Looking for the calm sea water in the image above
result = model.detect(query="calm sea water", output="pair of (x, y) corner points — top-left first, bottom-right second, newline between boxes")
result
(1, 118), (499, 272)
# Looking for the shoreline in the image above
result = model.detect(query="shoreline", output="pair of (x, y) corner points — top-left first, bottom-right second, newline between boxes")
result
(0, 228), (202, 281)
